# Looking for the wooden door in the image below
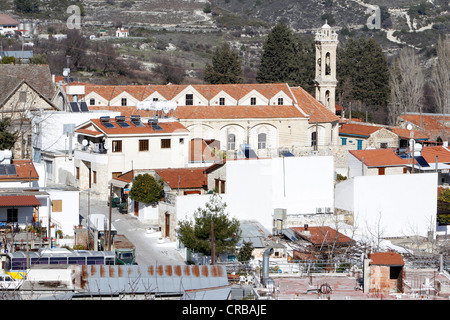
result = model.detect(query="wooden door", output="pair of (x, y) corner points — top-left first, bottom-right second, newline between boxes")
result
(134, 200), (139, 217)
(165, 213), (170, 238)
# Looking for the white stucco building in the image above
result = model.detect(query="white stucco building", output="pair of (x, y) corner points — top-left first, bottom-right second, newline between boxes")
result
(174, 156), (336, 233)
(335, 173), (438, 241)
(74, 115), (190, 199)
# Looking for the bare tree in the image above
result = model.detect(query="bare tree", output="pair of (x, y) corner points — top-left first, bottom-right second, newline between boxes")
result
(431, 36), (450, 139)
(389, 47), (424, 125)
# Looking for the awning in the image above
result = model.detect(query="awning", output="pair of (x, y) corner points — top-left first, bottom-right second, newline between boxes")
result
(0, 195), (41, 207)
(108, 179), (129, 188)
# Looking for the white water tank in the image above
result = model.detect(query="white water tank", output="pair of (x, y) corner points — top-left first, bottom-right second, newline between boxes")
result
(0, 150), (12, 164)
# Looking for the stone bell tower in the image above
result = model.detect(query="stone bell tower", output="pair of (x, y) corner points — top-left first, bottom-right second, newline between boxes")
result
(314, 22), (338, 114)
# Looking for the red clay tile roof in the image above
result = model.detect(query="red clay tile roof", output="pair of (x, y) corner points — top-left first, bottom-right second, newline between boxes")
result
(81, 83), (295, 103)
(339, 123), (383, 137)
(349, 148), (409, 167)
(0, 14), (19, 26)
(290, 87), (340, 123)
(76, 118), (189, 136)
(175, 105), (305, 119)
(421, 146), (450, 164)
(290, 226), (354, 246)
(114, 170), (134, 183)
(71, 83), (341, 121)
(0, 160), (39, 181)
(369, 252), (404, 266)
(155, 167), (207, 189)
(389, 127), (429, 140)
(0, 195), (41, 207)
(399, 113), (447, 140)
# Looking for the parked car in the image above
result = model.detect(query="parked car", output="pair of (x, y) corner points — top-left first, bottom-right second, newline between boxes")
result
(0, 274), (22, 290)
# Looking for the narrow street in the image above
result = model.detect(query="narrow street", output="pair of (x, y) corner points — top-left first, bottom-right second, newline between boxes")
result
(78, 193), (185, 265)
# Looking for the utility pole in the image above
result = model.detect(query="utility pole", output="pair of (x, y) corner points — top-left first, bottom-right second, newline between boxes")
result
(211, 221), (215, 265)
(108, 183), (112, 251)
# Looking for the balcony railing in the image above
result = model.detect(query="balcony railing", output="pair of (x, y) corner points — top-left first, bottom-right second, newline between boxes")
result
(77, 143), (107, 154)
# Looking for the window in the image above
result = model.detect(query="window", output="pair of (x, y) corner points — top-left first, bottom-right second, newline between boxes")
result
(93, 171), (97, 184)
(258, 133), (267, 149)
(250, 97), (256, 105)
(89, 98), (95, 105)
(161, 139), (171, 149)
(227, 134), (236, 150)
(121, 98), (127, 106)
(179, 138), (184, 144)
(153, 97), (159, 101)
(215, 179), (226, 194)
(380, 142), (388, 149)
(139, 139), (149, 152)
(277, 97), (284, 105)
(76, 167), (80, 180)
(341, 138), (347, 146)
(186, 94), (194, 105)
(7, 209), (18, 223)
(52, 200), (63, 212)
(357, 140), (363, 150)
(219, 97), (225, 105)
(112, 140), (122, 152)
(311, 131), (317, 147)
(19, 91), (27, 102)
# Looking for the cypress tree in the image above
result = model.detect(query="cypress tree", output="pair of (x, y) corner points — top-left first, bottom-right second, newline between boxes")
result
(337, 38), (389, 108)
(203, 43), (243, 84)
(256, 22), (298, 84)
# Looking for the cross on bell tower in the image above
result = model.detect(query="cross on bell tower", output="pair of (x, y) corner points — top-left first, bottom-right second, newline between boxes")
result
(314, 21), (338, 114)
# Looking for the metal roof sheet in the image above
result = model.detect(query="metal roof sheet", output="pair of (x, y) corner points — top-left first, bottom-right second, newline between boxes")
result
(71, 264), (230, 299)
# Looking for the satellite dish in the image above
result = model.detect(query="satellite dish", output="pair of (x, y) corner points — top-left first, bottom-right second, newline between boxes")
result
(103, 143), (108, 150)
(82, 139), (88, 146)
(406, 124), (412, 130)
(63, 70), (69, 77)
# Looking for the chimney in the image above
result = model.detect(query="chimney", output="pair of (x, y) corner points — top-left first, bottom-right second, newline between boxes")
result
(302, 224), (310, 237)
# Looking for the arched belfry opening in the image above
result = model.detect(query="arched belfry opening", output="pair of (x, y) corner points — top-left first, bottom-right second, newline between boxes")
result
(314, 22), (338, 114)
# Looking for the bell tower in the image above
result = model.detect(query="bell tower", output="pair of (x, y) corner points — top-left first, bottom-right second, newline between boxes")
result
(314, 22), (338, 114)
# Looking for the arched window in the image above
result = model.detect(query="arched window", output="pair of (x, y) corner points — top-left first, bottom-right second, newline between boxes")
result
(311, 131), (317, 148)
(325, 90), (330, 109)
(325, 52), (331, 75)
(227, 133), (236, 150)
(258, 133), (267, 149)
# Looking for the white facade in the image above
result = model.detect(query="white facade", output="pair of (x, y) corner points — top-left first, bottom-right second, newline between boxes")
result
(74, 118), (190, 199)
(335, 173), (438, 241)
(36, 189), (80, 237)
(32, 111), (121, 187)
(176, 156), (335, 232)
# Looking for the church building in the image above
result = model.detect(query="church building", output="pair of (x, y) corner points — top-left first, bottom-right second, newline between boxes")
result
(62, 24), (340, 160)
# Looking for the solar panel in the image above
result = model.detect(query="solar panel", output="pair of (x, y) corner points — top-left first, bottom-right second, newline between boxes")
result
(132, 121), (145, 127)
(415, 156), (430, 167)
(148, 119), (164, 131)
(0, 165), (6, 176)
(102, 122), (115, 129)
(79, 102), (89, 112)
(117, 121), (131, 128)
(70, 102), (80, 112)
(5, 164), (17, 176)
(151, 124), (164, 131)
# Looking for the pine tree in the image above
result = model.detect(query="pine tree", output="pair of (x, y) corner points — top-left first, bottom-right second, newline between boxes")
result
(177, 193), (241, 258)
(203, 43), (243, 84)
